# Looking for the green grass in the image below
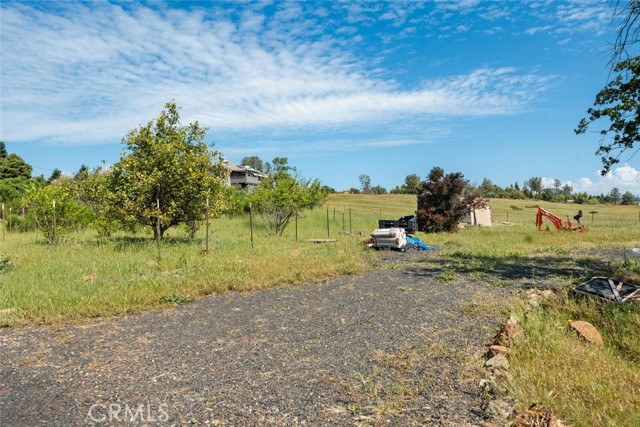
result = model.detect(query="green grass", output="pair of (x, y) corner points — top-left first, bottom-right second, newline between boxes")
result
(506, 294), (640, 427)
(2, 194), (640, 326)
(2, 193), (640, 425)
(0, 206), (369, 326)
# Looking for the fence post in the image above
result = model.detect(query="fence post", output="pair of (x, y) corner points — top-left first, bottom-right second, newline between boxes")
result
(333, 206), (336, 222)
(249, 202), (254, 249)
(52, 200), (57, 245)
(205, 197), (209, 254)
(326, 206), (330, 238)
(342, 208), (345, 231)
(349, 207), (352, 234)
(507, 210), (509, 222)
(156, 198), (161, 261)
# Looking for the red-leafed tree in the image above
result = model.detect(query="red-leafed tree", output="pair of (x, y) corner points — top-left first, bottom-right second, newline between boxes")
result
(416, 167), (485, 233)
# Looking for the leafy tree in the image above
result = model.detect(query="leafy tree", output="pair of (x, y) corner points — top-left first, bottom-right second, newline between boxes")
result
(403, 173), (422, 194)
(416, 167), (485, 233)
(0, 153), (32, 179)
(524, 177), (543, 199)
(576, 56), (640, 173)
(0, 177), (30, 206)
(74, 164), (90, 181)
(22, 180), (91, 243)
(47, 168), (62, 183)
(562, 184), (573, 201)
(621, 191), (636, 205)
(249, 158), (326, 235)
(240, 156), (265, 172)
(553, 179), (562, 197)
(359, 174), (372, 194)
(77, 167), (122, 237)
(609, 187), (622, 204)
(371, 185), (387, 194)
(109, 101), (227, 239)
(0, 141), (7, 158)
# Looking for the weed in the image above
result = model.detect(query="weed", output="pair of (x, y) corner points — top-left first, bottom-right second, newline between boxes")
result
(161, 293), (192, 306)
(0, 254), (12, 273)
(438, 269), (457, 283)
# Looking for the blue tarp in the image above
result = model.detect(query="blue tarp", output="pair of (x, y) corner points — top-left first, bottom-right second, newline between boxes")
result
(405, 235), (437, 251)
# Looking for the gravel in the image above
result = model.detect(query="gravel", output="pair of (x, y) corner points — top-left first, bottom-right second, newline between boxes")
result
(1, 252), (510, 426)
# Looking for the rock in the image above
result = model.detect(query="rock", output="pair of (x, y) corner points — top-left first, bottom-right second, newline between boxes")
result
(549, 415), (567, 427)
(527, 293), (540, 307)
(569, 320), (604, 345)
(538, 289), (554, 298)
(485, 353), (509, 370)
(496, 323), (524, 346)
(489, 345), (511, 356)
(507, 315), (520, 325)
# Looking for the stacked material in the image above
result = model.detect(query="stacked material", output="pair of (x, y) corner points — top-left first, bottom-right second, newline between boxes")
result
(371, 227), (406, 249)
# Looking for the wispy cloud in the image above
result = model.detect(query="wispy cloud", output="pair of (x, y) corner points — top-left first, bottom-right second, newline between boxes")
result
(1, 2), (552, 147)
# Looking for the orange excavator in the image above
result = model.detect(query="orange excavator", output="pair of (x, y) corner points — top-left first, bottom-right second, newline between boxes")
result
(536, 207), (586, 232)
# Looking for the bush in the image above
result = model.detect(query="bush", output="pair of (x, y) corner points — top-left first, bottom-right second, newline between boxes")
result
(416, 167), (484, 233)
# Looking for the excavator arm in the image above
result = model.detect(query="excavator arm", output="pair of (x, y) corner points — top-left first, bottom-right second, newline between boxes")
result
(536, 207), (564, 231)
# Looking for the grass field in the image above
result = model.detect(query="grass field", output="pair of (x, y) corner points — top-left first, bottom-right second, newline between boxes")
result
(1, 193), (640, 426)
(2, 194), (640, 327)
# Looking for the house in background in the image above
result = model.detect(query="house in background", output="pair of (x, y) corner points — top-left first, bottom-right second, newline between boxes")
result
(224, 160), (266, 192)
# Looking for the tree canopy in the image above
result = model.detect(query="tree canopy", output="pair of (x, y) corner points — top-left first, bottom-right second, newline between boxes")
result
(109, 101), (227, 239)
(249, 157), (326, 235)
(0, 153), (32, 179)
(576, 56), (640, 174)
(416, 167), (484, 233)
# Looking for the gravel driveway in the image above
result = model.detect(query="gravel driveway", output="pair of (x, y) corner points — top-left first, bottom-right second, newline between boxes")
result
(1, 252), (509, 426)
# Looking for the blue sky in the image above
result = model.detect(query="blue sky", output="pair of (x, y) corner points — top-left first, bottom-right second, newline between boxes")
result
(2, 0), (640, 194)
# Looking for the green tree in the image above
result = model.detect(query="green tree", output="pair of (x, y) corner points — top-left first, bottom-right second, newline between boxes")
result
(240, 156), (265, 172)
(359, 174), (372, 194)
(371, 185), (387, 194)
(576, 56), (640, 174)
(78, 168), (122, 237)
(525, 177), (543, 199)
(553, 179), (562, 198)
(0, 141), (7, 158)
(416, 167), (485, 233)
(621, 191), (636, 205)
(609, 187), (621, 204)
(22, 180), (91, 243)
(562, 184), (573, 201)
(397, 173), (422, 194)
(47, 168), (62, 183)
(249, 158), (326, 235)
(110, 101), (227, 239)
(0, 153), (32, 179)
(74, 164), (89, 181)
(0, 176), (30, 206)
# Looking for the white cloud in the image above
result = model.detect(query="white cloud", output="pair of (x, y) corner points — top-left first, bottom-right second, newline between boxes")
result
(569, 165), (640, 195)
(524, 25), (552, 36)
(0, 2), (552, 147)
